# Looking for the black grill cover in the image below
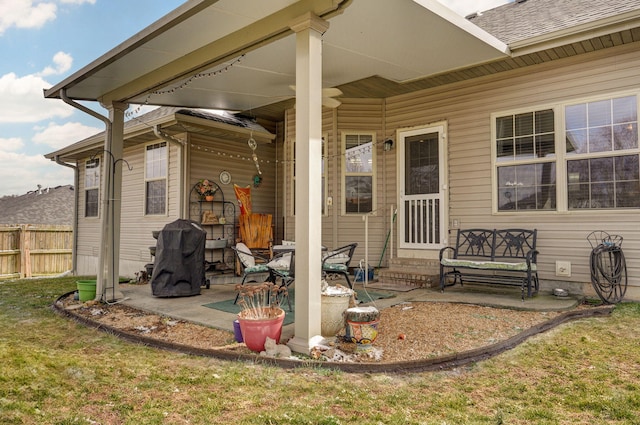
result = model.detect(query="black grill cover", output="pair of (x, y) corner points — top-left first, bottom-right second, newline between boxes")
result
(151, 219), (205, 297)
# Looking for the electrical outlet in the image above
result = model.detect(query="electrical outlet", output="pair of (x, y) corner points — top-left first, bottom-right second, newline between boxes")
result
(555, 261), (571, 277)
(326, 196), (333, 206)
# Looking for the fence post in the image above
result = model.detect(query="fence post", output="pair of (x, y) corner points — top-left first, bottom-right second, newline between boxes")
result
(19, 225), (32, 278)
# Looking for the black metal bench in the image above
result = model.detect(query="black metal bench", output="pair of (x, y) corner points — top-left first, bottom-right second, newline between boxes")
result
(439, 228), (539, 300)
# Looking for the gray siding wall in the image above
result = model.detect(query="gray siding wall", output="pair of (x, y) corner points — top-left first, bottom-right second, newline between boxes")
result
(283, 41), (640, 297)
(75, 131), (280, 277)
(385, 42), (640, 295)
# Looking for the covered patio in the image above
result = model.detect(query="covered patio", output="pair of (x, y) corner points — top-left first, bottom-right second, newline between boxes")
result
(44, 0), (510, 354)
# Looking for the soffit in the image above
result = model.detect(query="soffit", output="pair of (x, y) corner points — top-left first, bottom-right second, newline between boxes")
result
(44, 0), (508, 120)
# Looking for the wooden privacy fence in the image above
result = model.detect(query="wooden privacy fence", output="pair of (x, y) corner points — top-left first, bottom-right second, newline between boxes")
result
(0, 225), (73, 279)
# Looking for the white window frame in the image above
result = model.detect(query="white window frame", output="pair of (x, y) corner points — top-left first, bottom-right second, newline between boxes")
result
(144, 141), (168, 216)
(492, 90), (640, 214)
(84, 157), (100, 218)
(341, 131), (376, 215)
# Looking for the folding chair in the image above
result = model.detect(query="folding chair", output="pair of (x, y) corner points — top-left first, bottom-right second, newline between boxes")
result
(232, 242), (272, 304)
(322, 243), (358, 289)
(268, 251), (295, 312)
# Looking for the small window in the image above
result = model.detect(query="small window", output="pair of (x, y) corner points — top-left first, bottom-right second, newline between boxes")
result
(343, 133), (375, 214)
(494, 109), (556, 211)
(84, 158), (100, 217)
(145, 142), (167, 215)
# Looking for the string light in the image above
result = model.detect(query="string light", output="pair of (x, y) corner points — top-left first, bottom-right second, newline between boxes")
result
(125, 54), (246, 120)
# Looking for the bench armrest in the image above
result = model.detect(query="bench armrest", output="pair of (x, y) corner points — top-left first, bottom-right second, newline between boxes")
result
(439, 246), (456, 260)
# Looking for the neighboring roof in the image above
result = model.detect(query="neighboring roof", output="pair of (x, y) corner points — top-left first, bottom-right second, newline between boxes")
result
(0, 185), (74, 226)
(469, 0), (640, 45)
(45, 106), (274, 162)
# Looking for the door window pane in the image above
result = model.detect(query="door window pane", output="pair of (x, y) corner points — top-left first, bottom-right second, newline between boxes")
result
(405, 133), (439, 195)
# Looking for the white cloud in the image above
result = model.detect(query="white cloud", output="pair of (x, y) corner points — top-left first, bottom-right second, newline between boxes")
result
(0, 149), (73, 196)
(60, 0), (96, 4)
(0, 72), (74, 123)
(32, 121), (101, 149)
(0, 137), (24, 152)
(37, 51), (73, 77)
(0, 0), (57, 35)
(0, 52), (78, 123)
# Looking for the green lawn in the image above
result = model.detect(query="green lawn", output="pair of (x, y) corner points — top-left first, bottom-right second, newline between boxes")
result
(1, 276), (640, 424)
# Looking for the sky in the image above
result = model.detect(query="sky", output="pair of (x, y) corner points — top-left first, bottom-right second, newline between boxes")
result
(0, 0), (511, 197)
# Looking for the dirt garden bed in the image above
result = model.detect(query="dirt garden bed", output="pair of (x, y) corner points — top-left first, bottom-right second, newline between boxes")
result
(55, 291), (612, 372)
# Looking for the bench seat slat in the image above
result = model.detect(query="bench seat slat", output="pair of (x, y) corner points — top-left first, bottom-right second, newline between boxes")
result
(440, 258), (536, 272)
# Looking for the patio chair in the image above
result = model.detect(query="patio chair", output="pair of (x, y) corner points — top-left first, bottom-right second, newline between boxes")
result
(322, 243), (358, 289)
(268, 251), (295, 312)
(232, 242), (272, 303)
(232, 242), (293, 308)
(238, 213), (274, 259)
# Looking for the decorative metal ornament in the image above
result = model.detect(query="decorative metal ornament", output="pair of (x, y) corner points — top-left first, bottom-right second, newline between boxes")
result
(219, 170), (231, 185)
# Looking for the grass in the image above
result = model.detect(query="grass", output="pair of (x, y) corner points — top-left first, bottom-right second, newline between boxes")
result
(1, 276), (640, 424)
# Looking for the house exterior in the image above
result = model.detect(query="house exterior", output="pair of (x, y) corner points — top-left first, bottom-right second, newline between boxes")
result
(46, 108), (277, 277)
(44, 0), (640, 352)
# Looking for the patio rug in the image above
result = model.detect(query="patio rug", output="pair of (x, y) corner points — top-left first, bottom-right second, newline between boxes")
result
(202, 289), (395, 326)
(361, 281), (419, 292)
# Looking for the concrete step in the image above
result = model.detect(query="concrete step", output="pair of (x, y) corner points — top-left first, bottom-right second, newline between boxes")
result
(377, 257), (440, 288)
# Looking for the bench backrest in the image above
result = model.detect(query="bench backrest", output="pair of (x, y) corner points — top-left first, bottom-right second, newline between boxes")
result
(493, 229), (536, 261)
(454, 229), (495, 259)
(454, 228), (537, 262)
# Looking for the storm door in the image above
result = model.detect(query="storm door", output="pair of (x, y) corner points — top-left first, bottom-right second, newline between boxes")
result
(399, 125), (447, 250)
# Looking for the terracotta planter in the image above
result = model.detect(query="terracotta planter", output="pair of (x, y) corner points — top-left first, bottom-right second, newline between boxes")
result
(237, 307), (285, 352)
(204, 195), (214, 201)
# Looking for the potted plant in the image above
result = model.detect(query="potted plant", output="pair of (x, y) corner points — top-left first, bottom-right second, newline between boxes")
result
(235, 282), (287, 352)
(195, 179), (217, 201)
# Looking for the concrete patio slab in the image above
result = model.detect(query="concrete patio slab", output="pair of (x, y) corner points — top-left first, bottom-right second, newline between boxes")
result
(119, 278), (580, 343)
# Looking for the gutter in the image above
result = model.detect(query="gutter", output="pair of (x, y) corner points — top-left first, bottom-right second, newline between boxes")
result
(509, 9), (640, 56)
(153, 125), (187, 218)
(54, 156), (78, 274)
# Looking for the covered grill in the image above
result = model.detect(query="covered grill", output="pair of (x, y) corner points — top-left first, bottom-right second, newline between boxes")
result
(151, 219), (206, 297)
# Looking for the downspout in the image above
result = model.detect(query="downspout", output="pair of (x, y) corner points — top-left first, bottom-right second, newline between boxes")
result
(153, 125), (186, 217)
(60, 89), (112, 299)
(54, 155), (79, 274)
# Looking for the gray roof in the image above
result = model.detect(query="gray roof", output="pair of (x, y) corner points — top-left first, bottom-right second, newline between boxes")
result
(0, 185), (74, 226)
(468, 0), (640, 44)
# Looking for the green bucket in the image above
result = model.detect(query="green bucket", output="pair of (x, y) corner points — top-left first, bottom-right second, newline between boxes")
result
(76, 280), (97, 302)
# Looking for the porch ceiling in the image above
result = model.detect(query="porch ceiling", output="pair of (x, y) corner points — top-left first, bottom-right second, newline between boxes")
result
(43, 0), (508, 121)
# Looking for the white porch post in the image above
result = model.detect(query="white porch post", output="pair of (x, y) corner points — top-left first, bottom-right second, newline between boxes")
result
(286, 13), (329, 354)
(96, 101), (126, 302)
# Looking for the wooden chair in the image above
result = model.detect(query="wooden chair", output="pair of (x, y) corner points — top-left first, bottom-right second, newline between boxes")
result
(238, 213), (273, 259)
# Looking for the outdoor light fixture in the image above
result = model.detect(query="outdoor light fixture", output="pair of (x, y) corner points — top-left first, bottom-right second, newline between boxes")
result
(383, 139), (394, 151)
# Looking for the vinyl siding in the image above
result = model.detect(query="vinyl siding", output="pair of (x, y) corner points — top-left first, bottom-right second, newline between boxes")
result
(284, 100), (392, 264)
(384, 42), (640, 291)
(76, 131), (281, 277)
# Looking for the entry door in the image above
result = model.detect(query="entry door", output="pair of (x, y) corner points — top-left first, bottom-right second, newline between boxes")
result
(399, 125), (447, 250)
